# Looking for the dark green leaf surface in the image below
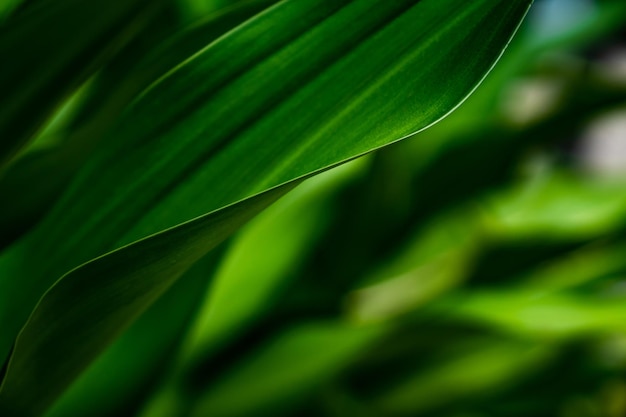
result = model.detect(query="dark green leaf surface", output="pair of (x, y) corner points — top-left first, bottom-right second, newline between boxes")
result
(44, 250), (225, 417)
(0, 0), (532, 414)
(0, 184), (293, 417)
(0, 0), (161, 168)
(0, 0), (279, 250)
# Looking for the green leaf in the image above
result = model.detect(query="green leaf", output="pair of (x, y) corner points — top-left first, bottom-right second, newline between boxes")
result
(0, 0), (162, 168)
(0, 0), (23, 22)
(482, 172), (626, 240)
(348, 209), (481, 323)
(0, 184), (293, 417)
(0, 0), (532, 414)
(179, 0), (246, 21)
(438, 290), (626, 338)
(0, 0), (279, 250)
(521, 241), (626, 292)
(376, 339), (553, 415)
(138, 161), (365, 417)
(43, 250), (224, 417)
(183, 161), (361, 366)
(189, 321), (383, 417)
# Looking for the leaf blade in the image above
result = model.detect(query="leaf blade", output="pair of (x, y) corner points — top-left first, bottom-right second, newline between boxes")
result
(0, 0), (533, 414)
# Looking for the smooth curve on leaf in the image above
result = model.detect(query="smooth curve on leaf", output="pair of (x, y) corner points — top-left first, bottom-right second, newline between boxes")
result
(30, 5), (287, 417)
(135, 162), (366, 417)
(44, 250), (226, 417)
(0, 184), (294, 417)
(183, 162), (361, 366)
(0, 0), (532, 360)
(0, 0), (288, 369)
(0, 0), (162, 168)
(0, 0), (532, 415)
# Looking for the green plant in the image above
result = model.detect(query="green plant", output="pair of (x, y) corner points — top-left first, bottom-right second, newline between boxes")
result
(1, 0), (626, 416)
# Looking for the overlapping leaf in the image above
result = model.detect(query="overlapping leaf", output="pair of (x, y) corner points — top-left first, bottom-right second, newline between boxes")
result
(0, 0), (279, 250)
(0, 0), (532, 415)
(44, 249), (225, 417)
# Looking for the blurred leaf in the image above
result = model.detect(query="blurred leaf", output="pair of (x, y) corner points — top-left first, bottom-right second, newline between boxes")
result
(179, 0), (243, 21)
(0, 0), (163, 168)
(0, 0), (532, 414)
(521, 241), (626, 292)
(481, 171), (626, 240)
(376, 339), (553, 416)
(348, 210), (481, 323)
(189, 321), (384, 417)
(183, 160), (363, 366)
(0, 0), (23, 22)
(440, 290), (626, 339)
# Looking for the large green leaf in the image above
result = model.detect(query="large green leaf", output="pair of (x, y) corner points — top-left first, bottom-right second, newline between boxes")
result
(0, 0), (532, 414)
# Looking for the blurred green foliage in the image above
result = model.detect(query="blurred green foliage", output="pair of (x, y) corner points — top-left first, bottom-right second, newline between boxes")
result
(1, 0), (626, 416)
